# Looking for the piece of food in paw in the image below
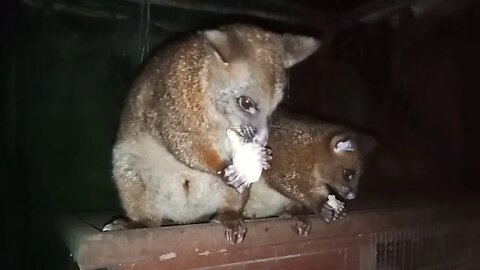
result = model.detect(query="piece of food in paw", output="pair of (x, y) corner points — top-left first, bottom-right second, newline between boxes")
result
(225, 127), (265, 191)
(326, 194), (345, 213)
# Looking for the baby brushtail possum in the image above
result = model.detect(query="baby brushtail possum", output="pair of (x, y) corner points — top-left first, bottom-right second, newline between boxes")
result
(108, 24), (320, 244)
(243, 111), (377, 236)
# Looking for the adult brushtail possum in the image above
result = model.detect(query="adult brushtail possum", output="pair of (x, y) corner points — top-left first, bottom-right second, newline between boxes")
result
(243, 111), (376, 236)
(107, 24), (320, 244)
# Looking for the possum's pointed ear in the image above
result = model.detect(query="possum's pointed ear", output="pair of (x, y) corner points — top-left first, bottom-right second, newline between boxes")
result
(331, 133), (378, 155)
(282, 34), (321, 68)
(203, 30), (245, 64)
(331, 133), (356, 154)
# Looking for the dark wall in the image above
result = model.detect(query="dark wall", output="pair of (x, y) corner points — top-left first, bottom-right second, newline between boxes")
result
(1, 1), (23, 269)
(458, 5), (480, 190)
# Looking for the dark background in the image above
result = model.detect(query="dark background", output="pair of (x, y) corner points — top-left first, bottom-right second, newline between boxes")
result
(1, 0), (479, 269)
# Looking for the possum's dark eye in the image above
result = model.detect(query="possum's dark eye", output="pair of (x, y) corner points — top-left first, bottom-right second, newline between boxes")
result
(343, 169), (355, 181)
(237, 96), (257, 114)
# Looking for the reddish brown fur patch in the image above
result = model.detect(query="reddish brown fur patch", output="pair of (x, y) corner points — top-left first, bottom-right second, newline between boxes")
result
(198, 146), (226, 173)
(264, 141), (317, 205)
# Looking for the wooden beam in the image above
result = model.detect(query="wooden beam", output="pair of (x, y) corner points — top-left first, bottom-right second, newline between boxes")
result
(57, 193), (480, 269)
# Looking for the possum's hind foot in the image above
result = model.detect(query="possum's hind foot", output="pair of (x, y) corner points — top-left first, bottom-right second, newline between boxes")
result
(102, 215), (149, 232)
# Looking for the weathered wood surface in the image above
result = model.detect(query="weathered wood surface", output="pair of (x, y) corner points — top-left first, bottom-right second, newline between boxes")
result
(58, 193), (480, 270)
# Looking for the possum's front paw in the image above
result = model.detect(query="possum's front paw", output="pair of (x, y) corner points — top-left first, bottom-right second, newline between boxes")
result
(318, 195), (346, 223)
(213, 214), (247, 245)
(292, 215), (311, 237)
(319, 204), (347, 223)
(223, 145), (271, 193)
(261, 146), (272, 170)
(223, 164), (251, 193)
(223, 219), (247, 245)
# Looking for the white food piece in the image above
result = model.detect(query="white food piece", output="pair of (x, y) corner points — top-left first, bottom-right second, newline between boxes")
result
(226, 128), (264, 186)
(326, 194), (345, 213)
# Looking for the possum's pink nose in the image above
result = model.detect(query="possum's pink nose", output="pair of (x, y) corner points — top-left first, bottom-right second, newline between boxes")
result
(254, 127), (269, 146)
(341, 186), (356, 200)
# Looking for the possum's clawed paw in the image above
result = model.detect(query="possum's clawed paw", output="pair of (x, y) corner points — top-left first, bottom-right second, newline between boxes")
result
(240, 126), (256, 142)
(318, 200), (346, 223)
(326, 194), (345, 221)
(292, 216), (311, 237)
(261, 146), (272, 170)
(221, 219), (247, 245)
(102, 216), (131, 231)
(102, 215), (147, 232)
(318, 203), (335, 223)
(226, 126), (265, 191)
(223, 164), (250, 193)
(332, 206), (347, 221)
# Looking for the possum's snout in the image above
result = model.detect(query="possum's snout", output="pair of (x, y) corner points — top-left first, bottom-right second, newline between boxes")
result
(249, 118), (269, 146)
(253, 126), (269, 146)
(339, 186), (356, 200)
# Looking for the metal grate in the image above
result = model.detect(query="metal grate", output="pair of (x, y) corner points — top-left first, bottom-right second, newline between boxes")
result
(371, 224), (473, 270)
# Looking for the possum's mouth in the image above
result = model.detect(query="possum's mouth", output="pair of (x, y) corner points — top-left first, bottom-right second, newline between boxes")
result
(341, 186), (356, 200)
(327, 185), (355, 201)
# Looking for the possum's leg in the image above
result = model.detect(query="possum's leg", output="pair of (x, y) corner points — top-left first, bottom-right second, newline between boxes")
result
(273, 183), (346, 224)
(212, 186), (250, 244)
(281, 203), (312, 237)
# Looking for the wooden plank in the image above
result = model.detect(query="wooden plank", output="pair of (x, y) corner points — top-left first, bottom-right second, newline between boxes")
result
(56, 214), (103, 269)
(57, 194), (480, 269)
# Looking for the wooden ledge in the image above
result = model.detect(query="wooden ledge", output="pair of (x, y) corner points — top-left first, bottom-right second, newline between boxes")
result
(58, 193), (480, 270)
